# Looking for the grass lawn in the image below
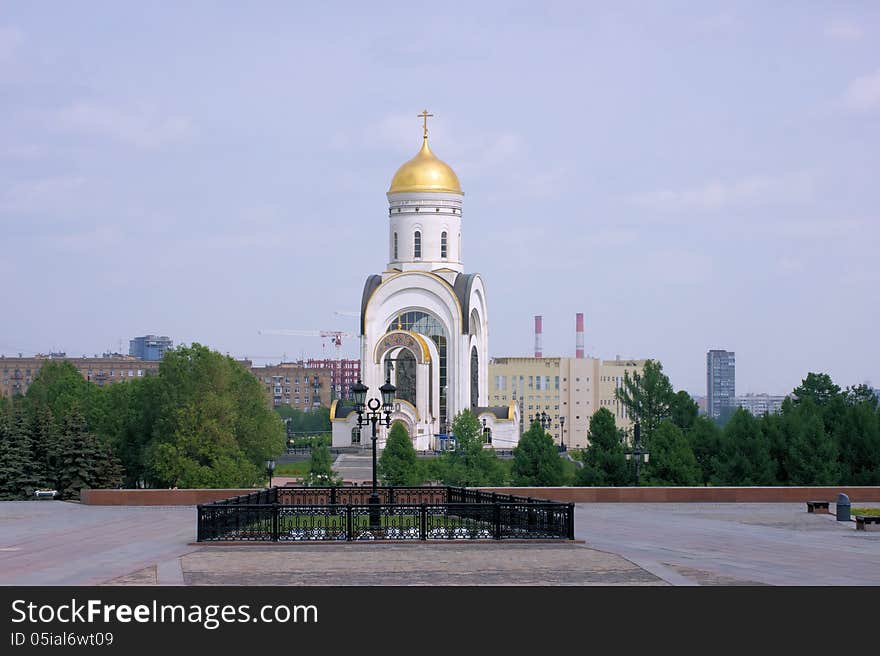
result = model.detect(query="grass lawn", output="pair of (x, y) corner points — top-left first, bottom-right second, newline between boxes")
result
(275, 461), (311, 477)
(851, 507), (880, 516)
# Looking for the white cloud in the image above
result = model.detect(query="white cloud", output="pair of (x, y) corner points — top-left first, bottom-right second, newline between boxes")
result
(841, 70), (880, 113)
(826, 20), (863, 41)
(54, 101), (194, 149)
(629, 172), (815, 212)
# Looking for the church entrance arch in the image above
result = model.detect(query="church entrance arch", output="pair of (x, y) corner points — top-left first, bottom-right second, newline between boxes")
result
(384, 348), (416, 407)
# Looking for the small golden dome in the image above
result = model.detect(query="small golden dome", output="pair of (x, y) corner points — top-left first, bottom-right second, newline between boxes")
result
(388, 137), (462, 195)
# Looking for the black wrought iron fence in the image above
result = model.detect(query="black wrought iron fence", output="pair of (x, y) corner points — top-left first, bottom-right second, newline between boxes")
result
(197, 487), (574, 542)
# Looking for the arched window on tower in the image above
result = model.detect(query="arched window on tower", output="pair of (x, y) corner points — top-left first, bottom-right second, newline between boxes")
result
(441, 231), (447, 259)
(414, 231), (421, 259)
(393, 232), (398, 260)
(471, 345), (479, 408)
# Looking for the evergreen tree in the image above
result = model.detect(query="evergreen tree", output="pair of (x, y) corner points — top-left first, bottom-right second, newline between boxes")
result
(28, 404), (56, 490)
(440, 410), (503, 486)
(643, 420), (700, 486)
(669, 391), (699, 431)
(57, 410), (103, 499)
(784, 401), (839, 485)
(304, 442), (342, 486)
(687, 415), (722, 486)
(576, 408), (628, 486)
(836, 400), (880, 485)
(0, 400), (40, 499)
(512, 420), (565, 486)
(792, 372), (846, 436)
(711, 408), (776, 486)
(379, 422), (422, 486)
(761, 410), (789, 484)
(615, 360), (675, 444)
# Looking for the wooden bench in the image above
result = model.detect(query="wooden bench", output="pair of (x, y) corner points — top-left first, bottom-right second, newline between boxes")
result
(806, 501), (830, 514)
(855, 515), (880, 531)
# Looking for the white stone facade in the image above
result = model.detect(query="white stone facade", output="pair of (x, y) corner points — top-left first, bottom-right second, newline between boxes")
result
(331, 147), (519, 451)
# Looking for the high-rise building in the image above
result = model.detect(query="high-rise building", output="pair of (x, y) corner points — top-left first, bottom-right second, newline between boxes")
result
(707, 349), (736, 420)
(129, 335), (173, 361)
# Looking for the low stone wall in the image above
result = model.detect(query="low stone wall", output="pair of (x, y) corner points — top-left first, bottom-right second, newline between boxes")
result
(480, 486), (880, 503)
(80, 489), (259, 506)
(80, 486), (880, 506)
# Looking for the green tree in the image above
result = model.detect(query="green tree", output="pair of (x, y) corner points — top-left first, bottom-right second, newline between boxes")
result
(615, 360), (675, 444)
(843, 384), (878, 408)
(576, 408), (628, 486)
(379, 422), (422, 486)
(643, 420), (700, 486)
(25, 361), (95, 426)
(761, 410), (789, 484)
(711, 408), (776, 486)
(792, 372), (845, 435)
(669, 391), (699, 432)
(440, 410), (503, 486)
(512, 420), (565, 486)
(304, 442), (342, 486)
(687, 415), (722, 486)
(783, 401), (839, 485)
(146, 344), (285, 487)
(0, 400), (41, 499)
(836, 400), (880, 485)
(57, 410), (122, 499)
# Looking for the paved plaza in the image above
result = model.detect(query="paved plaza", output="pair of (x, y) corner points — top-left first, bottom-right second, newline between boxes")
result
(1, 500), (878, 586)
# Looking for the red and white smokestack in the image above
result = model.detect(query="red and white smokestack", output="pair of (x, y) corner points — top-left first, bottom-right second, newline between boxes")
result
(576, 313), (584, 359)
(534, 315), (543, 358)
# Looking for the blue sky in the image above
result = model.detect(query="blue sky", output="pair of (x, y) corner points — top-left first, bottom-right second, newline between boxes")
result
(1, 1), (878, 395)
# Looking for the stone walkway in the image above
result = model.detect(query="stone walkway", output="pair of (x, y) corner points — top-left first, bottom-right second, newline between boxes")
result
(2, 500), (878, 586)
(575, 503), (880, 586)
(181, 543), (660, 586)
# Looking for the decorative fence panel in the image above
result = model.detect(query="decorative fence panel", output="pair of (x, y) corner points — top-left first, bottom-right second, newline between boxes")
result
(197, 487), (574, 543)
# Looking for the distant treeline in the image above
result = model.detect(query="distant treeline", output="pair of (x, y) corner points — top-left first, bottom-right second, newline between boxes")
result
(0, 344), (285, 498)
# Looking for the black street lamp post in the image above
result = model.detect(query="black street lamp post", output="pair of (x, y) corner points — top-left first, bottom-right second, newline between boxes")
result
(266, 459), (276, 489)
(559, 415), (566, 452)
(532, 411), (551, 430)
(351, 377), (396, 528)
(624, 421), (649, 486)
(481, 417), (491, 444)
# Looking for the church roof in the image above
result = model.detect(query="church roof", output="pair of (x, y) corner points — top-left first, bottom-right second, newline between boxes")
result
(388, 131), (462, 195)
(475, 406), (513, 420)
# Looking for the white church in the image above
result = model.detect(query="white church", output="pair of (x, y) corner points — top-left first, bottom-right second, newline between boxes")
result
(330, 112), (521, 451)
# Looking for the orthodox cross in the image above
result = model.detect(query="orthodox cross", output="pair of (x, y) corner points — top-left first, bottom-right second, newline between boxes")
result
(418, 109), (434, 138)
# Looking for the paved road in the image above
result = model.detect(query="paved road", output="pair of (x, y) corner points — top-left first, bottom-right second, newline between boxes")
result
(332, 452), (374, 483)
(575, 502), (880, 585)
(0, 502), (195, 586)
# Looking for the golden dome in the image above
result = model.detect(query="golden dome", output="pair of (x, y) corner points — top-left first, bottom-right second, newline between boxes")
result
(388, 137), (462, 195)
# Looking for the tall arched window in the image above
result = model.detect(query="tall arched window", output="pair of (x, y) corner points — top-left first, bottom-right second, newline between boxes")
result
(471, 345), (479, 408)
(393, 232), (398, 260)
(441, 231), (447, 258)
(414, 231), (421, 258)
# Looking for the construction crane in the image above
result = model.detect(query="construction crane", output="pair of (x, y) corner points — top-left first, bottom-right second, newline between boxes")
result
(257, 329), (355, 360)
